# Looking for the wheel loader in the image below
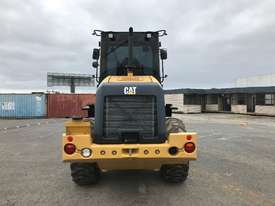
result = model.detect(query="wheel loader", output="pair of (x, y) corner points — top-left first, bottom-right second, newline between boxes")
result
(62, 27), (197, 185)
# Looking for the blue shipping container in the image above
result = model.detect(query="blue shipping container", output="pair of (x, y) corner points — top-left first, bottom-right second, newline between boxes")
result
(0, 94), (46, 118)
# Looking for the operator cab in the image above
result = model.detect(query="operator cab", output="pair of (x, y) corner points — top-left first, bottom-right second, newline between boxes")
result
(92, 28), (167, 84)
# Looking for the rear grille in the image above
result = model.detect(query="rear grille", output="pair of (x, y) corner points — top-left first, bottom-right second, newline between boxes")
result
(103, 95), (157, 141)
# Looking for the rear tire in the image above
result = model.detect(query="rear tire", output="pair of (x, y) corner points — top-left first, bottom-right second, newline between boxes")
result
(163, 117), (189, 183)
(160, 163), (189, 183)
(70, 163), (100, 185)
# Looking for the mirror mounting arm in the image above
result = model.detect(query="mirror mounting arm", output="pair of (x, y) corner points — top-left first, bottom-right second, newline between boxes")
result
(92, 60), (99, 84)
(95, 66), (99, 83)
(92, 64), (99, 84)
(160, 59), (168, 84)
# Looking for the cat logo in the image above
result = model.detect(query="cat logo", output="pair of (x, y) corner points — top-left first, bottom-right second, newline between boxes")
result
(124, 86), (136, 95)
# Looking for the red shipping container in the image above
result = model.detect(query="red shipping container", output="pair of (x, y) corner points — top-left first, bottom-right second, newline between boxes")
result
(47, 94), (96, 118)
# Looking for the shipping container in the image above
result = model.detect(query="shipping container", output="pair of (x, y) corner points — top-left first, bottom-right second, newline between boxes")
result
(47, 94), (96, 118)
(0, 94), (46, 118)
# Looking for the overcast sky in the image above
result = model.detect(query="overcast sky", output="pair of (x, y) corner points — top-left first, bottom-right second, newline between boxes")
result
(0, 0), (275, 93)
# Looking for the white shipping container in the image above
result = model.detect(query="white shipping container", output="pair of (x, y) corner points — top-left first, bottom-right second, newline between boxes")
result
(182, 105), (201, 113)
(205, 104), (219, 112)
(255, 106), (275, 115)
(231, 105), (247, 114)
(165, 94), (184, 112)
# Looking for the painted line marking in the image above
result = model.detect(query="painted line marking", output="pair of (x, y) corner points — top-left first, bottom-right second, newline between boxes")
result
(217, 137), (228, 141)
(0, 120), (62, 132)
(138, 183), (147, 194)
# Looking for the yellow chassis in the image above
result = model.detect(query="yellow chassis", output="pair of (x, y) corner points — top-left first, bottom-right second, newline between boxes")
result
(62, 119), (197, 171)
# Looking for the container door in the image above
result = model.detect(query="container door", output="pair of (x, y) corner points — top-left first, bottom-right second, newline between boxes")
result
(201, 95), (206, 112)
(247, 94), (256, 112)
(221, 95), (231, 111)
(35, 95), (43, 116)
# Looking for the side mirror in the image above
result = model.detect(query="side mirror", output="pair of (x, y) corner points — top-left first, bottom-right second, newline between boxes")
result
(160, 49), (167, 60)
(92, 61), (98, 68)
(82, 104), (95, 118)
(92, 48), (100, 60)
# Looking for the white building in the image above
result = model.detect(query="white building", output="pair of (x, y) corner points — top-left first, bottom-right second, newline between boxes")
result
(235, 74), (275, 87)
(164, 89), (202, 114)
(165, 87), (275, 116)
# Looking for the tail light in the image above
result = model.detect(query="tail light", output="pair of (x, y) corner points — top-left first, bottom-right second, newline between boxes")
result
(67, 136), (73, 142)
(64, 143), (76, 154)
(184, 142), (196, 153)
(186, 135), (192, 141)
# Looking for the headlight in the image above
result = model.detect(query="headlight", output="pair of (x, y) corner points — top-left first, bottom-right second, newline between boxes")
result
(81, 148), (92, 157)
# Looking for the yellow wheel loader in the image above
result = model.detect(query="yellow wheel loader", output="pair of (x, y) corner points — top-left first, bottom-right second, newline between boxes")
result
(62, 27), (197, 185)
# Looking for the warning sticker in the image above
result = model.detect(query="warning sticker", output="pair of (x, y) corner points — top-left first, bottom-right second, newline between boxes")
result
(1, 102), (15, 110)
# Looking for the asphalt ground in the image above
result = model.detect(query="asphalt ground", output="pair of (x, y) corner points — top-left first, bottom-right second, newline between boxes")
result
(0, 114), (274, 206)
